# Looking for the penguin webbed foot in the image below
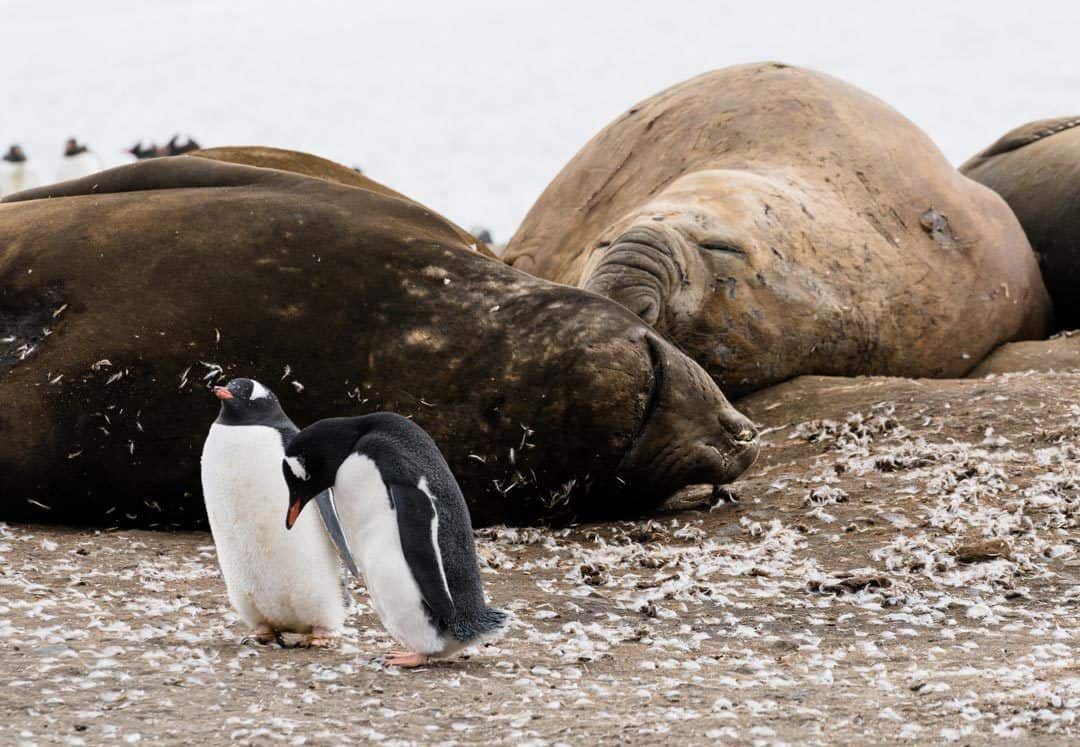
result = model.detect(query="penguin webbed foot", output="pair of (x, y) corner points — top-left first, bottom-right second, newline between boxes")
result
(241, 623), (283, 647)
(297, 626), (339, 649)
(382, 650), (428, 668)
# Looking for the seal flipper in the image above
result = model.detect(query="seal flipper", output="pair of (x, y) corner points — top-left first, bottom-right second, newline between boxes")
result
(313, 488), (362, 581)
(389, 483), (456, 625)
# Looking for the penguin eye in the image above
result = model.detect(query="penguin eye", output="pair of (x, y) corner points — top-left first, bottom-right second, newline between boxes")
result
(699, 240), (747, 257)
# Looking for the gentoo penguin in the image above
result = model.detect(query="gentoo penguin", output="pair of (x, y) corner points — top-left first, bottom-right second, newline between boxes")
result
(55, 138), (103, 182)
(282, 412), (509, 667)
(0, 144), (42, 196)
(200, 378), (358, 647)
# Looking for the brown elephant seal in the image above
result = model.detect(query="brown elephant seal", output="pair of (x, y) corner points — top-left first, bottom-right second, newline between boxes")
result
(962, 117), (1080, 329)
(505, 63), (1051, 397)
(0, 156), (758, 527)
(968, 330), (1080, 377)
(190, 146), (499, 260)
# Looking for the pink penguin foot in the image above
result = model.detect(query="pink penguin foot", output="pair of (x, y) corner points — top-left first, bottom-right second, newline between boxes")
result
(383, 650), (428, 668)
(299, 626), (339, 648)
(242, 623), (280, 646)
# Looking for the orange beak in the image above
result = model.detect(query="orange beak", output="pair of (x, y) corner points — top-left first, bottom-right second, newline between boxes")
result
(213, 387), (234, 400)
(286, 499), (303, 530)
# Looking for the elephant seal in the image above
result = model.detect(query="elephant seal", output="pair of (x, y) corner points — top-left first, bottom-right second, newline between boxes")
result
(191, 146), (499, 260)
(961, 117), (1080, 329)
(505, 63), (1051, 397)
(968, 331), (1080, 378)
(0, 156), (758, 527)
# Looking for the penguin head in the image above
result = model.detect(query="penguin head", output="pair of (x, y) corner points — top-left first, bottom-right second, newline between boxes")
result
(212, 378), (284, 425)
(281, 418), (358, 529)
(282, 452), (315, 529)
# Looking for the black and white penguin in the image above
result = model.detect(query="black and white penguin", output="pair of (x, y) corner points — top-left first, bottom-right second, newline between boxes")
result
(282, 412), (509, 667)
(0, 144), (42, 196)
(55, 138), (103, 183)
(200, 378), (358, 647)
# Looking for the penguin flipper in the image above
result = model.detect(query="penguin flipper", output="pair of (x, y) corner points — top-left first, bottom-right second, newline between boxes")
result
(314, 488), (362, 581)
(389, 483), (456, 623)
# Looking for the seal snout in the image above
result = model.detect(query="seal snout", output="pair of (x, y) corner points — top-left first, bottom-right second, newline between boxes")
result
(616, 332), (759, 506)
(583, 224), (687, 328)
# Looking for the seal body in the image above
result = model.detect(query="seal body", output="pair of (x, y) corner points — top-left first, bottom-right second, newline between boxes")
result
(0, 155), (758, 527)
(189, 146), (498, 259)
(962, 117), (1080, 329)
(505, 62), (1051, 396)
(283, 413), (508, 663)
(200, 378), (346, 641)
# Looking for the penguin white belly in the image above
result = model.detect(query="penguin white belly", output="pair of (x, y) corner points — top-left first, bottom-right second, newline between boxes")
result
(55, 152), (103, 182)
(334, 453), (446, 655)
(201, 423), (346, 632)
(0, 163), (41, 196)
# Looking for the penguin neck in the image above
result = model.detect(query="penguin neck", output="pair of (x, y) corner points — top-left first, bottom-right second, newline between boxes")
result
(294, 416), (380, 493)
(215, 404), (295, 432)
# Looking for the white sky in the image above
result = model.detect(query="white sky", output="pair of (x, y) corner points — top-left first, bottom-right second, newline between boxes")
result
(1, 0), (1077, 240)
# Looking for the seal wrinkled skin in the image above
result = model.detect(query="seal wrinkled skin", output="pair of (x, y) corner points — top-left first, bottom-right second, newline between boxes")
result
(505, 62), (1051, 397)
(962, 117), (1080, 329)
(0, 154), (757, 527)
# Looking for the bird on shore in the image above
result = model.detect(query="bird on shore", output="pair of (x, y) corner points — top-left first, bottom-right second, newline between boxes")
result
(55, 137), (104, 182)
(0, 144), (42, 196)
(282, 412), (509, 667)
(201, 378), (359, 647)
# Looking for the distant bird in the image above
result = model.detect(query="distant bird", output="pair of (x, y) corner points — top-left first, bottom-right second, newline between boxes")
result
(166, 134), (200, 155)
(55, 137), (103, 182)
(0, 144), (42, 196)
(283, 412), (509, 667)
(470, 226), (494, 245)
(128, 141), (160, 160)
(201, 378), (358, 647)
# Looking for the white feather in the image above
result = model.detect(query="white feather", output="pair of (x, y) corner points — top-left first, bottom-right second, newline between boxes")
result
(248, 380), (271, 400)
(284, 455), (308, 481)
(201, 423), (345, 633)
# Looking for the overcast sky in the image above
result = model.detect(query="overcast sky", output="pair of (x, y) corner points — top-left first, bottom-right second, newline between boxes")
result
(2, 0), (1077, 239)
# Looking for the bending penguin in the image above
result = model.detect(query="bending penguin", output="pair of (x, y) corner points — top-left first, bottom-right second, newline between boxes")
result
(201, 378), (360, 647)
(282, 412), (509, 667)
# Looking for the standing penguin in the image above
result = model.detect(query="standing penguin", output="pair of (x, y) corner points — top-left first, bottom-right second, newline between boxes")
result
(282, 412), (509, 667)
(201, 378), (358, 646)
(0, 145), (42, 196)
(55, 138), (104, 183)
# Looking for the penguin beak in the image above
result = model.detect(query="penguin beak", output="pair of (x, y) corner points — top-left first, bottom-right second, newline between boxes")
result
(286, 499), (303, 530)
(213, 386), (234, 400)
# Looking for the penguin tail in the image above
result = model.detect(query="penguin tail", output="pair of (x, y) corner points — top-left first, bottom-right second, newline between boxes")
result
(451, 606), (511, 645)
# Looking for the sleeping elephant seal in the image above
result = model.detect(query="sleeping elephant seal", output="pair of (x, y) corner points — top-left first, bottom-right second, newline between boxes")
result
(0, 156), (758, 527)
(962, 117), (1080, 329)
(505, 63), (1051, 397)
(190, 146), (499, 260)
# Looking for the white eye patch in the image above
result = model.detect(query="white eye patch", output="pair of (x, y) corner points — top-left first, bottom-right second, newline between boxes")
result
(285, 456), (309, 481)
(248, 380), (271, 400)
